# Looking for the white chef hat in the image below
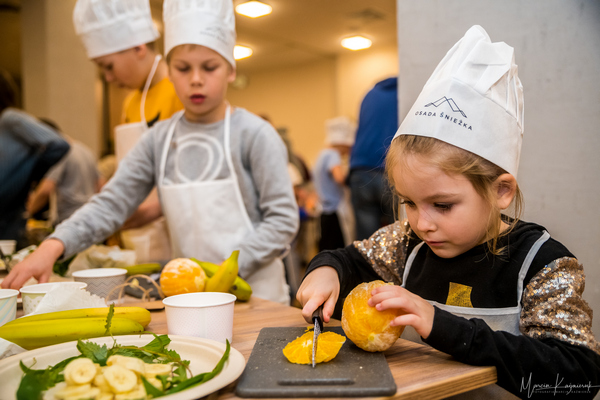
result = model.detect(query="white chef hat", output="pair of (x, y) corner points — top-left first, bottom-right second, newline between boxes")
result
(163, 0), (236, 68)
(394, 25), (524, 178)
(73, 0), (159, 59)
(326, 116), (356, 146)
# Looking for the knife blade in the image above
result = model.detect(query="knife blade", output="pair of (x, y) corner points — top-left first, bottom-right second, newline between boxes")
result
(311, 305), (324, 368)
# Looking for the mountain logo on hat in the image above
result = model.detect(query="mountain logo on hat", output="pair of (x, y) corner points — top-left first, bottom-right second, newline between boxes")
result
(425, 96), (467, 118)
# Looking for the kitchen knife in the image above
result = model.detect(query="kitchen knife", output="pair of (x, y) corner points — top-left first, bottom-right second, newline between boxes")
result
(311, 305), (324, 368)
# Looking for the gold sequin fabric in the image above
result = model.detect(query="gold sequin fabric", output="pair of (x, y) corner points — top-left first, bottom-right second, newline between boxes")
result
(353, 220), (410, 286)
(521, 256), (600, 354)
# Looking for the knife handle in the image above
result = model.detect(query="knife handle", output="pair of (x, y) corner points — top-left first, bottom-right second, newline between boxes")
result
(312, 305), (324, 330)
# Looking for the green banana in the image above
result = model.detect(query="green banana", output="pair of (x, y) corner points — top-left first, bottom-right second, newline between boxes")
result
(204, 250), (240, 294)
(0, 317), (144, 350)
(191, 253), (252, 301)
(123, 263), (162, 275)
(4, 306), (151, 328)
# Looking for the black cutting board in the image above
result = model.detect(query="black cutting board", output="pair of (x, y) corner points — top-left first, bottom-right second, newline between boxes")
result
(235, 326), (397, 398)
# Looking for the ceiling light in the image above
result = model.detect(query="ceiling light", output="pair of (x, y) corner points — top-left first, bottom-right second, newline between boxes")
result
(235, 1), (272, 18)
(234, 45), (253, 60)
(341, 36), (372, 51)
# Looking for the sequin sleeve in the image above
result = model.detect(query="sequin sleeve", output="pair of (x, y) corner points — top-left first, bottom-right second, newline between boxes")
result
(353, 220), (411, 285)
(521, 256), (600, 354)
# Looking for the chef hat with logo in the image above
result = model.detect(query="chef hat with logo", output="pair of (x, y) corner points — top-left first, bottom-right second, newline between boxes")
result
(163, 0), (237, 68)
(394, 25), (524, 178)
(73, 0), (159, 59)
(326, 116), (356, 146)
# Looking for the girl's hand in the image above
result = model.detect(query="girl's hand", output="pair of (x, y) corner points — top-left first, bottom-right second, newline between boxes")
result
(368, 285), (435, 339)
(296, 267), (340, 324)
(0, 239), (64, 290)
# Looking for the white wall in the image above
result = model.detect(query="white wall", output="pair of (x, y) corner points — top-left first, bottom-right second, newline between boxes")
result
(397, 0), (600, 335)
(20, 0), (101, 156)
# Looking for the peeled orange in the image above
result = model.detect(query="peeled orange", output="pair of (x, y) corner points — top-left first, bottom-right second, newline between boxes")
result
(341, 280), (404, 352)
(159, 258), (207, 297)
(283, 331), (346, 364)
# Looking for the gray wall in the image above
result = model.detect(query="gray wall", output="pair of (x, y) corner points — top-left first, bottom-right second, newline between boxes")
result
(397, 0), (600, 334)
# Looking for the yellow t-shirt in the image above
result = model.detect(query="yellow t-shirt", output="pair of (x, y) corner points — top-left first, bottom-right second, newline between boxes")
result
(122, 77), (183, 126)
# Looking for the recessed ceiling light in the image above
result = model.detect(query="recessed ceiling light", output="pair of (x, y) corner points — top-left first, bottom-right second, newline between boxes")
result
(235, 1), (272, 18)
(341, 36), (372, 51)
(234, 45), (253, 60)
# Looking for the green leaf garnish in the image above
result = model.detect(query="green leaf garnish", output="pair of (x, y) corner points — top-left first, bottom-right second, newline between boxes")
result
(103, 303), (115, 335)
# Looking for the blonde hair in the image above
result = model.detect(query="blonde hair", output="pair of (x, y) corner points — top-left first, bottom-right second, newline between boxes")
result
(385, 135), (523, 255)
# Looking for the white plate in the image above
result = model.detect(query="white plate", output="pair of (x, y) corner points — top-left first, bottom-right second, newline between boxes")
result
(0, 334), (246, 400)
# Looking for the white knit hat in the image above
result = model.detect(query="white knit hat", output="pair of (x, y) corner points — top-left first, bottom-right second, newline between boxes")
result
(326, 116), (356, 146)
(394, 25), (524, 178)
(73, 0), (159, 59)
(163, 0), (236, 68)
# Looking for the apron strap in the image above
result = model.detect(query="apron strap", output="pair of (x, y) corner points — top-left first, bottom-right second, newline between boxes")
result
(516, 230), (550, 305)
(139, 54), (162, 127)
(158, 111), (184, 185)
(401, 241), (425, 288)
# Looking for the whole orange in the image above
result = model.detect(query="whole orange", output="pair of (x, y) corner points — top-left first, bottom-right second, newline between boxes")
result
(160, 258), (207, 297)
(341, 280), (404, 352)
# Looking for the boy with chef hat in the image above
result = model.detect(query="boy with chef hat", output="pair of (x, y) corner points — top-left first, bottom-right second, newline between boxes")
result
(5, 0), (299, 306)
(297, 25), (600, 398)
(313, 117), (356, 251)
(73, 0), (184, 263)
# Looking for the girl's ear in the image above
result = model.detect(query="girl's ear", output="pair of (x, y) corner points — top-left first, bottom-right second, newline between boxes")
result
(495, 173), (517, 210)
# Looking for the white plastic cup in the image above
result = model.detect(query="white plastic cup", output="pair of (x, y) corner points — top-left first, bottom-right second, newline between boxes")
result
(72, 268), (128, 299)
(0, 289), (19, 326)
(162, 292), (236, 343)
(0, 240), (16, 255)
(19, 282), (88, 315)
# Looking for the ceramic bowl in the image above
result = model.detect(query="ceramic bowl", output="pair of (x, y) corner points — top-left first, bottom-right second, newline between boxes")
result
(72, 268), (128, 299)
(163, 292), (236, 343)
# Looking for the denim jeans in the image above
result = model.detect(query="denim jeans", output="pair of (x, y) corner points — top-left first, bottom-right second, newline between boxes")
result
(348, 169), (395, 240)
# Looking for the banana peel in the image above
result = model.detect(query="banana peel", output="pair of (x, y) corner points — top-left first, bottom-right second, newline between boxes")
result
(4, 306), (151, 328)
(0, 317), (144, 350)
(191, 253), (252, 301)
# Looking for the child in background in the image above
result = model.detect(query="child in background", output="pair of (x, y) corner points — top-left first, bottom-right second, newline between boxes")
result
(313, 117), (356, 251)
(3, 0), (299, 305)
(297, 26), (600, 398)
(74, 0), (184, 262)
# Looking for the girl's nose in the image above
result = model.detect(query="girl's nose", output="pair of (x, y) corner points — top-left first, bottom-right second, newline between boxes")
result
(416, 209), (436, 232)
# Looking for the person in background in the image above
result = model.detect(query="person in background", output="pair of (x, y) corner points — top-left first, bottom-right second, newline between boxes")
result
(3, 0), (299, 306)
(297, 26), (600, 398)
(73, 0), (184, 262)
(0, 69), (70, 249)
(348, 77), (398, 240)
(313, 117), (356, 251)
(26, 120), (101, 225)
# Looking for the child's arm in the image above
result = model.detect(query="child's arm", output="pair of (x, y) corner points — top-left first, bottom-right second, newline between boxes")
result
(297, 267), (340, 324)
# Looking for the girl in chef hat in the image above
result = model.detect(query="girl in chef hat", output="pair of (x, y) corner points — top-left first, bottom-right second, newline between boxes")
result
(3, 0), (299, 305)
(298, 26), (600, 398)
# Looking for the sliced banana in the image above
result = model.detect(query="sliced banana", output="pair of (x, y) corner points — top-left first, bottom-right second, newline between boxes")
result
(96, 393), (115, 400)
(143, 363), (172, 377)
(54, 383), (100, 400)
(107, 355), (146, 376)
(144, 376), (163, 390)
(93, 373), (112, 393)
(103, 365), (138, 394)
(63, 358), (97, 385)
(114, 383), (146, 400)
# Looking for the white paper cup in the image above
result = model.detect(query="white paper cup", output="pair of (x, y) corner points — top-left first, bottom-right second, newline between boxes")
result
(0, 240), (16, 255)
(0, 289), (19, 326)
(72, 268), (128, 299)
(163, 292), (236, 343)
(19, 282), (87, 315)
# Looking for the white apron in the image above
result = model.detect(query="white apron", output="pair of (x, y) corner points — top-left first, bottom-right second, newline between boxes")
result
(401, 231), (551, 399)
(117, 54), (172, 263)
(158, 107), (289, 304)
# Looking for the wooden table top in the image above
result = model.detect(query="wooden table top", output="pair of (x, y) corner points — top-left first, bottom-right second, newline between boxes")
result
(141, 297), (497, 400)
